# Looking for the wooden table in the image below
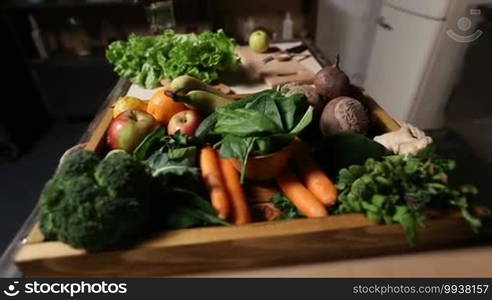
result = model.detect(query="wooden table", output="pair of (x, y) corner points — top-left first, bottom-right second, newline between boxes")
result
(1, 41), (491, 277)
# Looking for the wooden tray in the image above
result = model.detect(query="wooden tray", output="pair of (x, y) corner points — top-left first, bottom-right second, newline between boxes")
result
(14, 88), (485, 277)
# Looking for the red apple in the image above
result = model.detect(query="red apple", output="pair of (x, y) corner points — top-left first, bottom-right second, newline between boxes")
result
(167, 110), (203, 136)
(107, 109), (158, 152)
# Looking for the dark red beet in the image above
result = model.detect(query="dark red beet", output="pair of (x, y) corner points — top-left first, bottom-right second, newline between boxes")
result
(314, 54), (350, 100)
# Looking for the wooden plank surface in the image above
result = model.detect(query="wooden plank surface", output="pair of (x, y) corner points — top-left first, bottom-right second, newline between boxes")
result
(15, 213), (477, 277)
(237, 46), (314, 87)
(184, 246), (492, 277)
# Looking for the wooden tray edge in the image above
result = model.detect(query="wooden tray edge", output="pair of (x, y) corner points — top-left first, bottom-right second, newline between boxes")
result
(16, 216), (479, 277)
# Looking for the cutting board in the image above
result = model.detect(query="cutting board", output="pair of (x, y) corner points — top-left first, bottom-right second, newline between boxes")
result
(237, 46), (315, 87)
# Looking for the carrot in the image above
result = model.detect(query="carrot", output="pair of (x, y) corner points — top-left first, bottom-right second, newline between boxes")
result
(275, 168), (328, 218)
(219, 158), (252, 225)
(292, 137), (338, 207)
(200, 146), (230, 219)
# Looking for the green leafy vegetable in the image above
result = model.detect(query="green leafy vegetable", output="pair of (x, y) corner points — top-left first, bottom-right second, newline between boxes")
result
(162, 189), (229, 228)
(142, 133), (227, 229)
(40, 133), (225, 251)
(147, 146), (198, 178)
(143, 132), (204, 194)
(271, 194), (304, 220)
(335, 148), (481, 246)
(40, 150), (155, 251)
(195, 113), (218, 138)
(212, 90), (313, 181)
(314, 133), (390, 177)
(133, 126), (166, 160)
(214, 108), (282, 136)
(106, 30), (240, 88)
(194, 91), (272, 138)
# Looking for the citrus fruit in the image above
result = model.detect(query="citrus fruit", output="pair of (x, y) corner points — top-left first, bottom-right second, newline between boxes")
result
(147, 87), (187, 124)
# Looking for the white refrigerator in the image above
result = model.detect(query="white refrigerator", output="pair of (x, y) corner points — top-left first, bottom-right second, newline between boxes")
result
(364, 0), (486, 128)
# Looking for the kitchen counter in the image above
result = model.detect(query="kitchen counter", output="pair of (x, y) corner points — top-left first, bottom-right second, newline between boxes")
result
(1, 41), (491, 277)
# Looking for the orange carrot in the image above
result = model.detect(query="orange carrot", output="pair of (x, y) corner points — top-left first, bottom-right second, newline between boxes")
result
(200, 146), (230, 219)
(275, 168), (328, 218)
(219, 158), (252, 225)
(292, 138), (338, 207)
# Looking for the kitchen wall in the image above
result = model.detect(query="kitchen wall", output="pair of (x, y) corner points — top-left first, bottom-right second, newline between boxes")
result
(315, 0), (382, 86)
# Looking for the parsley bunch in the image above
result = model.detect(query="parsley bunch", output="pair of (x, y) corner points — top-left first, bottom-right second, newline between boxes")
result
(335, 148), (481, 246)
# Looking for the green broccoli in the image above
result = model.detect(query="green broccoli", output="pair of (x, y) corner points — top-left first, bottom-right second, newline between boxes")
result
(39, 150), (154, 251)
(94, 150), (152, 198)
(56, 150), (100, 180)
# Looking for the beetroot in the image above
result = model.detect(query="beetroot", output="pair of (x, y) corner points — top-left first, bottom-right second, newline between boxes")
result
(314, 54), (350, 100)
(319, 96), (369, 136)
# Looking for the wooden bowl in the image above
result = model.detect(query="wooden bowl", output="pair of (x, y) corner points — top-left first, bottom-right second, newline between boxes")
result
(230, 143), (293, 181)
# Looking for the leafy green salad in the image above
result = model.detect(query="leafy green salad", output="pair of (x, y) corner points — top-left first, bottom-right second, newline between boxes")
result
(106, 30), (240, 89)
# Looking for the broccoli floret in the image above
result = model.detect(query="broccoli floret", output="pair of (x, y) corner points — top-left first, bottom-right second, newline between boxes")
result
(94, 150), (152, 198)
(57, 150), (100, 179)
(39, 150), (154, 251)
(39, 178), (66, 240)
(59, 194), (149, 251)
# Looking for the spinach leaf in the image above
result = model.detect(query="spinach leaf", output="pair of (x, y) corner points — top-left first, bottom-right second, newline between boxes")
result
(289, 105), (314, 135)
(195, 92), (273, 138)
(133, 126), (166, 160)
(219, 135), (256, 182)
(212, 89), (313, 181)
(244, 92), (284, 129)
(253, 134), (293, 156)
(214, 108), (282, 136)
(276, 92), (307, 131)
(163, 188), (229, 228)
(219, 135), (250, 160)
(195, 113), (217, 138)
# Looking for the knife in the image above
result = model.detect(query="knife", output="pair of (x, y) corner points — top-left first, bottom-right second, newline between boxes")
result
(262, 44), (309, 64)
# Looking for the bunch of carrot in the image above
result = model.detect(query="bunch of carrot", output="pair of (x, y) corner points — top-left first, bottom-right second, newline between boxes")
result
(275, 137), (337, 218)
(200, 146), (251, 225)
(200, 137), (337, 223)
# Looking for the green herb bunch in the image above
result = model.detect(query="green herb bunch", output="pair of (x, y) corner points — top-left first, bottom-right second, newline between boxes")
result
(271, 194), (304, 220)
(335, 147), (481, 246)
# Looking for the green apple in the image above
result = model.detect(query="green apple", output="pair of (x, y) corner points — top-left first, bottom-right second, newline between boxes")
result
(249, 30), (270, 53)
